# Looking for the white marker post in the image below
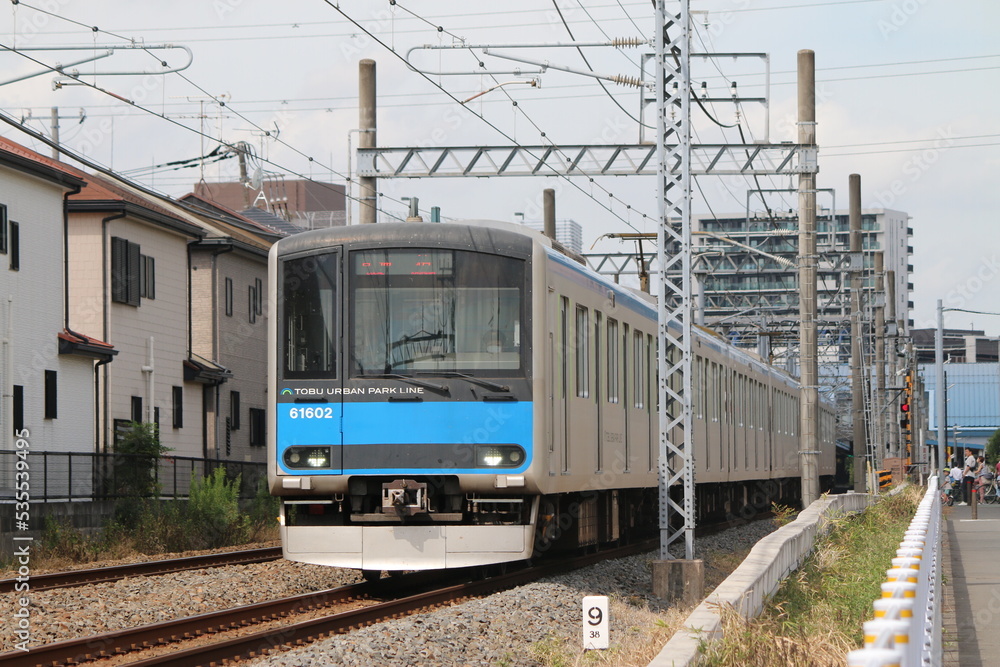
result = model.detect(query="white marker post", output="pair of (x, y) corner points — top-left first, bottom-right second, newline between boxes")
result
(582, 596), (609, 650)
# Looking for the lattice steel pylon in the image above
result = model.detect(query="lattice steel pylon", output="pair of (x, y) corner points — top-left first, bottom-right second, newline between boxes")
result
(655, 0), (695, 561)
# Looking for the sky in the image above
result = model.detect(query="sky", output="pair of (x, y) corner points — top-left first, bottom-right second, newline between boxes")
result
(1, 0), (997, 336)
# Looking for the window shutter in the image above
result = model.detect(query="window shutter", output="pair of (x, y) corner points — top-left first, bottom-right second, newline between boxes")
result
(126, 240), (140, 306)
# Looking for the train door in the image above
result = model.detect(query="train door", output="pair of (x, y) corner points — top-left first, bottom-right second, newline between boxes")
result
(569, 304), (597, 474)
(550, 294), (569, 476)
(602, 317), (625, 473)
(628, 329), (650, 474)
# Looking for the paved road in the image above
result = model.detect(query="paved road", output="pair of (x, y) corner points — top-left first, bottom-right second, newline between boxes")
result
(943, 500), (1000, 666)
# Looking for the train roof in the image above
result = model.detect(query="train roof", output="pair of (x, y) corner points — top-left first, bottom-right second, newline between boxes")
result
(275, 219), (541, 258)
(275, 219), (822, 402)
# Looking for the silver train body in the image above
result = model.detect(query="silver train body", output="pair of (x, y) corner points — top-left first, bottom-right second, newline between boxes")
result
(267, 219), (835, 572)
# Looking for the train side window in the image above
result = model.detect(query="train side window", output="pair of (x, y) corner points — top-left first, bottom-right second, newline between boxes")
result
(646, 334), (653, 414)
(594, 311), (602, 404)
(633, 330), (644, 409)
(793, 397), (799, 436)
(622, 323), (629, 409)
(560, 297), (569, 400)
(607, 318), (619, 404)
(575, 306), (589, 398)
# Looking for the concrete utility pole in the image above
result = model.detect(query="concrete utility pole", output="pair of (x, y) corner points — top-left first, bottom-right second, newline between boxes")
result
(849, 173), (866, 492)
(873, 251), (886, 466)
(797, 49), (819, 506)
(543, 188), (556, 241)
(359, 59), (378, 224)
(886, 269), (897, 458)
(50, 107), (60, 160)
(935, 300), (946, 472)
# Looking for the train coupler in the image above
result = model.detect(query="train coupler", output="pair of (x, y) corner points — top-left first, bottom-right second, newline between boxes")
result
(381, 479), (428, 517)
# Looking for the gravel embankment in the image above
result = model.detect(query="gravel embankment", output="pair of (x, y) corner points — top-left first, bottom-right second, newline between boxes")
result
(246, 520), (779, 667)
(0, 520), (777, 665)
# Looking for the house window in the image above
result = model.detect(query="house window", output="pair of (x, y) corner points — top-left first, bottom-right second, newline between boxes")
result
(44, 370), (57, 419)
(9, 221), (18, 271)
(172, 386), (183, 428)
(111, 237), (141, 306)
(131, 395), (143, 423)
(13, 385), (23, 434)
(249, 408), (266, 447)
(0, 203), (7, 254)
(248, 285), (256, 324)
(230, 391), (240, 430)
(225, 277), (233, 316)
(139, 255), (155, 299)
(255, 277), (263, 315)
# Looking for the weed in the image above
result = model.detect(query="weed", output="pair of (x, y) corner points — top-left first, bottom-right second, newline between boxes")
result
(770, 503), (797, 526)
(699, 486), (922, 665)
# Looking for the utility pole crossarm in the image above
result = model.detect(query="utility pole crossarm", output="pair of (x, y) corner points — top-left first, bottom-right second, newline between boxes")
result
(356, 144), (816, 178)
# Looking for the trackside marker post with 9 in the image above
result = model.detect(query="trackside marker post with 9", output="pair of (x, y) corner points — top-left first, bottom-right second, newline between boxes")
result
(582, 596), (609, 650)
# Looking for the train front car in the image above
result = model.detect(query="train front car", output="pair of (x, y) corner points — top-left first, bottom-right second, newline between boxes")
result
(268, 222), (536, 572)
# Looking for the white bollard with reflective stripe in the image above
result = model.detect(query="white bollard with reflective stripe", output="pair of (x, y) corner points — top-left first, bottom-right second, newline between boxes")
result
(873, 598), (915, 620)
(881, 581), (918, 599)
(886, 568), (919, 585)
(891, 557), (921, 571)
(847, 647), (903, 667)
(863, 619), (911, 650)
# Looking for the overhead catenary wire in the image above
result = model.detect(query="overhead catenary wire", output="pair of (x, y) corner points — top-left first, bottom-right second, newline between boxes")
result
(322, 0), (653, 232)
(2, 5), (424, 219)
(0, 105), (405, 227)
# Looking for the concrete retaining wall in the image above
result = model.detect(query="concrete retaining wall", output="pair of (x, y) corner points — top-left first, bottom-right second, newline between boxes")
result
(649, 491), (876, 666)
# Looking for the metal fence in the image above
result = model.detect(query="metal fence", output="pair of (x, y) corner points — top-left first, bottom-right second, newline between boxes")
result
(846, 478), (941, 667)
(0, 450), (266, 502)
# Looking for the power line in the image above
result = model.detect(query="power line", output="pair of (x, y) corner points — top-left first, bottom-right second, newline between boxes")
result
(0, 40), (412, 220)
(322, 1), (653, 231)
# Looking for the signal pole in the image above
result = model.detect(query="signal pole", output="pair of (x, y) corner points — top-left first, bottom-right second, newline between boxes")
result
(935, 300), (946, 472)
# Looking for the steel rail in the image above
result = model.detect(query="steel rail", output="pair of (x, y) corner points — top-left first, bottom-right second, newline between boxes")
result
(0, 546), (282, 593)
(0, 540), (655, 667)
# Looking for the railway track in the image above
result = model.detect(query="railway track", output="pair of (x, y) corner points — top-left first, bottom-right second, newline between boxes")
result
(0, 546), (282, 593)
(0, 540), (655, 667)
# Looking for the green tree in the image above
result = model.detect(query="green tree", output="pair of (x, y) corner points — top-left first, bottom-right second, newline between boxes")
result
(986, 427), (1000, 467)
(111, 422), (169, 526)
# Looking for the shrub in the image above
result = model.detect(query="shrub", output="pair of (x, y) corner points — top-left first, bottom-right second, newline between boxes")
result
(111, 422), (170, 526)
(187, 467), (251, 549)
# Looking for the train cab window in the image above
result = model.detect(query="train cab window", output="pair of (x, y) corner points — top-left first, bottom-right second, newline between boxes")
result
(282, 253), (338, 379)
(350, 249), (525, 376)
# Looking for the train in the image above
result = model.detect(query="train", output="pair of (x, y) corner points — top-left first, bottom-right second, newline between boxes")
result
(267, 219), (836, 575)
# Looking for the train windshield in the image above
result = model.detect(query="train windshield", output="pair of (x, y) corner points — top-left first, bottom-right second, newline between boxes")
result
(350, 248), (525, 376)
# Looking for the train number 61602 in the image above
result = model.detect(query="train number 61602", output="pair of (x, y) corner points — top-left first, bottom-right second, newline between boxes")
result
(288, 407), (335, 419)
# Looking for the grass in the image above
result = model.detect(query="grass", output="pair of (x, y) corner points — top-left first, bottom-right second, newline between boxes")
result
(1, 472), (280, 574)
(698, 485), (922, 666)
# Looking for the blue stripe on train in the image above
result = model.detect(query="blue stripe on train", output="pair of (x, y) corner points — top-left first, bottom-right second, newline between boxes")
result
(276, 401), (533, 475)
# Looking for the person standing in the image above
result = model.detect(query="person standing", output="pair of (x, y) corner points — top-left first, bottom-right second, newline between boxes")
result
(962, 448), (977, 505)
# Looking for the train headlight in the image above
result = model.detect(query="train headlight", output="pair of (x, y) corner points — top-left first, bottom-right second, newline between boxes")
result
(283, 446), (333, 469)
(475, 445), (525, 468)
